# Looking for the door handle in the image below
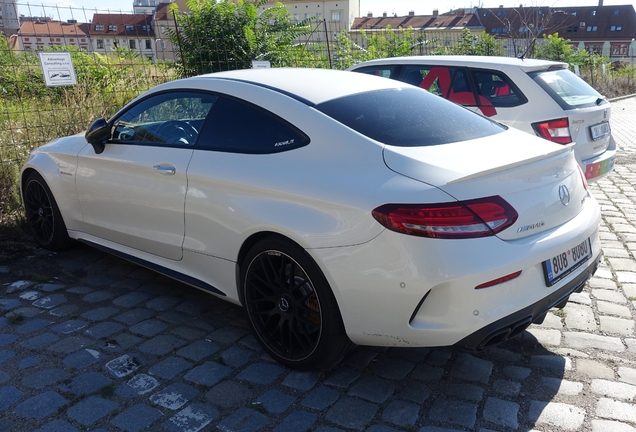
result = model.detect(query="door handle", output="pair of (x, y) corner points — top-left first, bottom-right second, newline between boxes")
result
(153, 164), (176, 175)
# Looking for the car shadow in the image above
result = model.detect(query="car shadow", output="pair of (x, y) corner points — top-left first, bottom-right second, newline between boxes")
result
(1, 242), (568, 431)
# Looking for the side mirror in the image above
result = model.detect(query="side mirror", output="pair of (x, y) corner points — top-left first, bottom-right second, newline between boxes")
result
(85, 118), (110, 154)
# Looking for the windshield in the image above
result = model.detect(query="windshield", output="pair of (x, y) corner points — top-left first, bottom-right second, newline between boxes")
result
(529, 69), (605, 110)
(315, 87), (505, 147)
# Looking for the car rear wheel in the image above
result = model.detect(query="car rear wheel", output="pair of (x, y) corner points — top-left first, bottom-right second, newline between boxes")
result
(23, 171), (71, 250)
(241, 236), (352, 370)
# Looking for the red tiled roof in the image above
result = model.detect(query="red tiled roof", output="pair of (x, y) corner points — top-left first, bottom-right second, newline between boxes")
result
(89, 13), (154, 37)
(352, 13), (483, 31)
(18, 20), (90, 37)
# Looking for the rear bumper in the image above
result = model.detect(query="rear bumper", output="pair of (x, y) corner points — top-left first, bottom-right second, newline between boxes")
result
(454, 252), (601, 350)
(582, 143), (616, 182)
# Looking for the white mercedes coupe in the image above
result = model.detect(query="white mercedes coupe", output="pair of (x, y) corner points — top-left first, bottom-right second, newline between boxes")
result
(21, 68), (601, 370)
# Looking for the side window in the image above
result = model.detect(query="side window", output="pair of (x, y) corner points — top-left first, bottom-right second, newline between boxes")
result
(402, 66), (477, 106)
(471, 70), (526, 108)
(111, 92), (217, 146)
(197, 97), (309, 154)
(351, 65), (399, 79)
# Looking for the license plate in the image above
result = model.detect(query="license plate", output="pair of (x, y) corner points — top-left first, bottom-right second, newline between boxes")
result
(590, 121), (610, 141)
(543, 238), (592, 287)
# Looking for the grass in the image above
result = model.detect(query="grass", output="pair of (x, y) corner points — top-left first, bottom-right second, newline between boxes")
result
(250, 402), (268, 414)
(5, 312), (25, 324)
(552, 309), (567, 318)
(99, 385), (116, 398)
(0, 54), (177, 228)
(30, 273), (50, 283)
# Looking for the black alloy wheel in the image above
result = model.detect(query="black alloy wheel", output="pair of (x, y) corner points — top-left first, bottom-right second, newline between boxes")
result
(242, 237), (352, 370)
(23, 172), (71, 250)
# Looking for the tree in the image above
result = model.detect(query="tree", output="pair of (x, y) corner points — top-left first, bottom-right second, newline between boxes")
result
(432, 29), (505, 56)
(333, 26), (435, 69)
(167, 0), (311, 76)
(483, 6), (574, 58)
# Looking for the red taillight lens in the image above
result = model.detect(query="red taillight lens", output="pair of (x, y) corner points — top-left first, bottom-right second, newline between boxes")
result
(532, 118), (572, 144)
(475, 270), (522, 289)
(372, 196), (518, 239)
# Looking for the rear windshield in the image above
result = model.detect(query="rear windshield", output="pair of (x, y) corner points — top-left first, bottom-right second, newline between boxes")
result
(314, 87), (505, 147)
(529, 69), (606, 110)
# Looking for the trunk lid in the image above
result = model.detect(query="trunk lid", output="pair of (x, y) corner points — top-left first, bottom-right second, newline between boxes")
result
(383, 128), (588, 240)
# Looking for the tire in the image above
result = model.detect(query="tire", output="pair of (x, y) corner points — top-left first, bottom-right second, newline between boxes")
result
(23, 171), (71, 250)
(241, 236), (353, 370)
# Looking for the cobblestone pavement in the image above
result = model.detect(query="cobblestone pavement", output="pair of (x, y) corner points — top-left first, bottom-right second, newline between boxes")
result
(1, 98), (636, 432)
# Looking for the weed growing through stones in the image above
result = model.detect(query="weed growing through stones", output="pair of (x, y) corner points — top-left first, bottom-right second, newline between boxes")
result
(99, 385), (116, 398)
(250, 402), (268, 414)
(6, 312), (25, 324)
(553, 309), (567, 318)
(31, 273), (50, 283)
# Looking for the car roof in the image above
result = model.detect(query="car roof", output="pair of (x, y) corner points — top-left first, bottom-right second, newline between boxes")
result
(350, 55), (568, 72)
(190, 68), (406, 105)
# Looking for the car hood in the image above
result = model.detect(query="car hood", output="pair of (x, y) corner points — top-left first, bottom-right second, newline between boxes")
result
(383, 128), (590, 240)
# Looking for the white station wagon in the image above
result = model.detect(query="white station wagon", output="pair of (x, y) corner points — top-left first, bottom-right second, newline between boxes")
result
(349, 56), (615, 182)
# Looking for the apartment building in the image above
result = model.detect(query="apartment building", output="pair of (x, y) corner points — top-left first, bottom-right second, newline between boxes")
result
(0, 0), (19, 37)
(260, 0), (360, 33)
(351, 8), (484, 54)
(477, 4), (636, 61)
(13, 20), (90, 52)
(89, 13), (156, 59)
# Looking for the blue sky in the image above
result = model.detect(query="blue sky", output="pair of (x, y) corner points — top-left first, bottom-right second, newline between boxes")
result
(27, 0), (636, 21)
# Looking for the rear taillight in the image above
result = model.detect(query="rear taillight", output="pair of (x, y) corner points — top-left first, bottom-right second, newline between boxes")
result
(532, 118), (572, 144)
(372, 196), (518, 239)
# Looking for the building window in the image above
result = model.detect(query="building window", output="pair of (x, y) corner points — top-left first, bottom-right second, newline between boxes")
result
(567, 26), (578, 32)
(95, 24), (104, 31)
(331, 11), (342, 22)
(571, 11), (577, 16)
(97, 39), (104, 48)
(614, 8), (620, 15)
(56, 38), (61, 42)
(108, 24), (117, 31)
(129, 39), (136, 49)
(81, 38), (85, 42)
(304, 13), (310, 19)
(483, 11), (487, 16)
(126, 25), (134, 31)
(538, 9), (544, 15)
(145, 39), (151, 49)
(586, 25), (598, 32)
(142, 25), (149, 31)
(610, 25), (623, 31)
(590, 10), (596, 16)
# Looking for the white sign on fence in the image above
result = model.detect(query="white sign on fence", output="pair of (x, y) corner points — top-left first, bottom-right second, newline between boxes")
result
(38, 52), (77, 87)
(252, 60), (271, 69)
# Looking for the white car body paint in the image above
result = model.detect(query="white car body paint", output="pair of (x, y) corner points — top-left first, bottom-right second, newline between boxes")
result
(21, 68), (601, 353)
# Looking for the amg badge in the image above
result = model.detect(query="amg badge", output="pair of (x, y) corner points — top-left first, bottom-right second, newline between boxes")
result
(517, 221), (545, 233)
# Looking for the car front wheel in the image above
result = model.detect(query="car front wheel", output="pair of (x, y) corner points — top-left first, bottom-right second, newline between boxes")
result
(241, 236), (352, 370)
(23, 171), (71, 250)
